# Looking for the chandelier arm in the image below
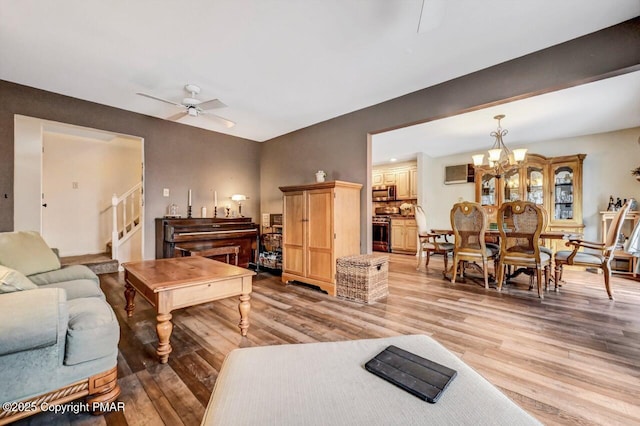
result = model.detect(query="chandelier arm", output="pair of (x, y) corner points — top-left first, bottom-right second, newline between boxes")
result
(472, 114), (525, 179)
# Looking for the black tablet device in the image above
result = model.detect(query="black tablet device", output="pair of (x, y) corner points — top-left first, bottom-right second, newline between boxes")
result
(365, 345), (457, 403)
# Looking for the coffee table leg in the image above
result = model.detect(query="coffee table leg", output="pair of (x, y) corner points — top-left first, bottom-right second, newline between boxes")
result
(124, 283), (136, 318)
(156, 313), (173, 363)
(238, 293), (251, 336)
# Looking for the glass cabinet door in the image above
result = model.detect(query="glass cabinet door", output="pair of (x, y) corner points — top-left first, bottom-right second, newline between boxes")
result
(503, 168), (520, 202)
(553, 166), (574, 220)
(480, 173), (497, 205)
(526, 166), (544, 206)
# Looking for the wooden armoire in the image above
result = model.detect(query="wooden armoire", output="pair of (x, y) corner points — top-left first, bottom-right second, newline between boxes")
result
(279, 180), (362, 295)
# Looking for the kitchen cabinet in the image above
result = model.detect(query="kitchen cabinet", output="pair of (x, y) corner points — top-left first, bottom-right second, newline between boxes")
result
(280, 180), (362, 296)
(372, 162), (418, 201)
(475, 153), (586, 250)
(395, 169), (410, 199)
(391, 217), (417, 253)
(410, 168), (418, 199)
(601, 210), (639, 276)
(383, 171), (397, 185)
(372, 171), (383, 186)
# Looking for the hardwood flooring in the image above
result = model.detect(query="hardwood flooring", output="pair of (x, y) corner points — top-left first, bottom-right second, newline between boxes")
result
(16, 254), (640, 425)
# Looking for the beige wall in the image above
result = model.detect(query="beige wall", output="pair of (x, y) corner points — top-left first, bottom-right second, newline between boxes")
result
(41, 132), (142, 256)
(420, 127), (640, 242)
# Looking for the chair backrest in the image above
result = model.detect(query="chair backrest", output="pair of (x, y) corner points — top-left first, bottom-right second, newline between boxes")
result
(450, 202), (487, 254)
(497, 201), (544, 260)
(414, 205), (429, 235)
(604, 199), (632, 250)
(540, 206), (549, 231)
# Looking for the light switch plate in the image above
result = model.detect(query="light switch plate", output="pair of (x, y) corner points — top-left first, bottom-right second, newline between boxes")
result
(262, 213), (270, 225)
(163, 188), (170, 197)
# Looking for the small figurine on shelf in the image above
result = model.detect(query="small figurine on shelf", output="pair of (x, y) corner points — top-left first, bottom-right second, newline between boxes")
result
(607, 195), (615, 211)
(225, 206), (231, 218)
(615, 197), (623, 211)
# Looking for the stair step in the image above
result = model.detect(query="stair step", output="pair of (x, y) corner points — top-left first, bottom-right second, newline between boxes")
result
(60, 252), (119, 275)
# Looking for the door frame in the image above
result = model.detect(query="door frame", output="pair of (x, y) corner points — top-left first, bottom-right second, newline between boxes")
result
(13, 114), (145, 258)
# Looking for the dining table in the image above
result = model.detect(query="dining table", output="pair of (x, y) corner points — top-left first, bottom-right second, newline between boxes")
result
(430, 228), (575, 285)
(431, 229), (571, 241)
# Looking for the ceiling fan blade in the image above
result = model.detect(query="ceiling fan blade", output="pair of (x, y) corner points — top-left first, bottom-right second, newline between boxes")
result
(166, 111), (188, 121)
(201, 111), (235, 128)
(198, 98), (227, 110)
(417, 0), (445, 33)
(137, 92), (184, 107)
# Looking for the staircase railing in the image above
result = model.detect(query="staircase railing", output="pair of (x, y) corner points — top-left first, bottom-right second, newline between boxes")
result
(111, 183), (143, 260)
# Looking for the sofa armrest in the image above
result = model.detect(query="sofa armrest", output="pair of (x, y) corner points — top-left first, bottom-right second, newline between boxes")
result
(0, 288), (68, 356)
(28, 264), (99, 286)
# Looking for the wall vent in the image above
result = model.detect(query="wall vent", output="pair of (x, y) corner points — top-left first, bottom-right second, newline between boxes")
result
(444, 164), (474, 185)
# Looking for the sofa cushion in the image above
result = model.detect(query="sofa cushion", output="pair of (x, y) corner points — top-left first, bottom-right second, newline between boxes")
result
(0, 264), (37, 293)
(28, 264), (99, 286)
(0, 288), (66, 356)
(64, 298), (119, 365)
(38, 279), (105, 300)
(0, 231), (61, 276)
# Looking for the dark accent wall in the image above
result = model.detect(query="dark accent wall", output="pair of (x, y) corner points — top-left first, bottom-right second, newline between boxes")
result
(0, 82), (260, 259)
(260, 17), (640, 252)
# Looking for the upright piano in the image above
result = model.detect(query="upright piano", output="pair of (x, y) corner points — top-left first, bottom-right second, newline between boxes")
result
(155, 217), (259, 268)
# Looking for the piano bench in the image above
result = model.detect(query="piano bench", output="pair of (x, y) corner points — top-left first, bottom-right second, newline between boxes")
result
(174, 245), (240, 265)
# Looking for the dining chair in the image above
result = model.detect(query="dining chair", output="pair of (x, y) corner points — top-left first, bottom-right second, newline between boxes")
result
(554, 199), (632, 299)
(414, 205), (454, 272)
(538, 207), (555, 289)
(450, 202), (499, 288)
(496, 201), (551, 298)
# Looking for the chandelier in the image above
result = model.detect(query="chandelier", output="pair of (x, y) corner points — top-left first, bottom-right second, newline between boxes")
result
(472, 114), (527, 178)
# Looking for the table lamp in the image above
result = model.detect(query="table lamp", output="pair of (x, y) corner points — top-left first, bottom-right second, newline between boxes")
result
(231, 194), (247, 217)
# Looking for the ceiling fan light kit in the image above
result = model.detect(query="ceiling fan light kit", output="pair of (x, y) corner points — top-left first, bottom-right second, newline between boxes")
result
(137, 84), (235, 128)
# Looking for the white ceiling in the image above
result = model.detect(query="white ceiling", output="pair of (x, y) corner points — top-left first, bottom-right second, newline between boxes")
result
(1, 1), (639, 144)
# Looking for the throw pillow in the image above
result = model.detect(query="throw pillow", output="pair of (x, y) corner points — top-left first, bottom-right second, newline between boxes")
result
(0, 265), (37, 293)
(0, 231), (61, 276)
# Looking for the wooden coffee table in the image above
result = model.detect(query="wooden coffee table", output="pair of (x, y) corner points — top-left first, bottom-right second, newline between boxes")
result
(122, 256), (255, 363)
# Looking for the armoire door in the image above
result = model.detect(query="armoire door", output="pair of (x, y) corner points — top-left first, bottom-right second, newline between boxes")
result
(306, 188), (334, 282)
(282, 191), (305, 277)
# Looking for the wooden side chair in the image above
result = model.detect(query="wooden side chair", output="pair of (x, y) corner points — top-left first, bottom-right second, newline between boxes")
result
(450, 201), (499, 288)
(414, 205), (454, 272)
(554, 199), (632, 299)
(497, 201), (551, 298)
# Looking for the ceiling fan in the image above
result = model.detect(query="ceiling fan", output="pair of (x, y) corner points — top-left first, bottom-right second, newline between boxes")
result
(137, 84), (235, 128)
(417, 0), (445, 33)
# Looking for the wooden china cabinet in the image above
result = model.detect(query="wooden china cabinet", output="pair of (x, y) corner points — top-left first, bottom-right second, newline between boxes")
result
(475, 153), (586, 252)
(279, 180), (362, 296)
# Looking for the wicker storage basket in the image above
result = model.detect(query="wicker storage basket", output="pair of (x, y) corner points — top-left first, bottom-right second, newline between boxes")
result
(336, 254), (389, 303)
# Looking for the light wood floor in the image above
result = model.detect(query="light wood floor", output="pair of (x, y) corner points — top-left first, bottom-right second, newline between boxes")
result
(17, 254), (640, 425)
